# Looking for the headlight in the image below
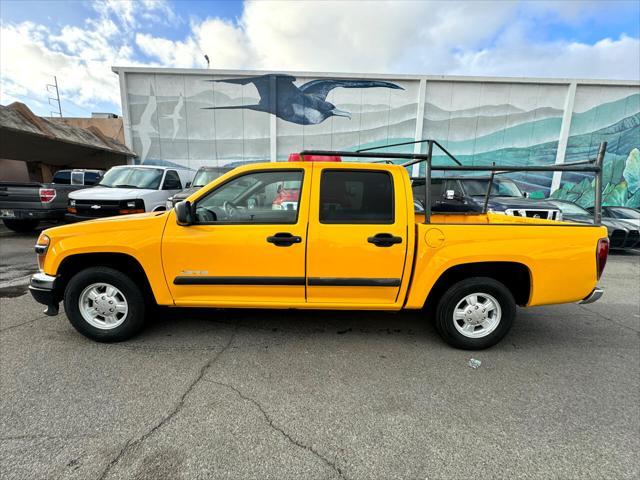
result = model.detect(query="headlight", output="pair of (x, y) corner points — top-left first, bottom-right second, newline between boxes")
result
(126, 201), (136, 208)
(35, 233), (50, 271)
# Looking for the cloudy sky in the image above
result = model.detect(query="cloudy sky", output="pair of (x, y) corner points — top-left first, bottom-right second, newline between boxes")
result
(1, 0), (638, 117)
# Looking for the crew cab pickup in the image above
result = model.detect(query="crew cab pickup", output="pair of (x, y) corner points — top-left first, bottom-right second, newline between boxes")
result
(29, 161), (609, 349)
(0, 169), (102, 232)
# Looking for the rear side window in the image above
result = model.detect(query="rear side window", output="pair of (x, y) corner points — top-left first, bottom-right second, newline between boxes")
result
(319, 170), (394, 224)
(52, 171), (71, 184)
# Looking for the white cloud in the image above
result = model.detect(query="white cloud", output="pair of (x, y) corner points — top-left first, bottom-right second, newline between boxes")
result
(0, 1), (173, 114)
(452, 32), (640, 80)
(1, 0), (638, 116)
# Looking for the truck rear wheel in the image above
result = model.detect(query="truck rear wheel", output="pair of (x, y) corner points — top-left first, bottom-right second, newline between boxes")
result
(63, 267), (146, 342)
(435, 277), (515, 349)
(3, 219), (40, 233)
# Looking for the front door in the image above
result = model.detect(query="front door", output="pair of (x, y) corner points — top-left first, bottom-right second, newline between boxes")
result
(162, 166), (310, 306)
(306, 167), (408, 305)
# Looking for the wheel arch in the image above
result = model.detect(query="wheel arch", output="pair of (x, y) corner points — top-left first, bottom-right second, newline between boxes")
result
(421, 261), (532, 310)
(56, 252), (157, 305)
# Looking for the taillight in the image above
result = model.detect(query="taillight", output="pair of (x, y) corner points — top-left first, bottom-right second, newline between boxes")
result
(596, 237), (609, 280)
(39, 188), (56, 203)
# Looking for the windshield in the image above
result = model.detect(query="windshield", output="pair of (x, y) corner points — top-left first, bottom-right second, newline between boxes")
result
(98, 168), (164, 189)
(461, 178), (524, 197)
(192, 168), (230, 187)
(610, 207), (640, 219)
(551, 202), (590, 215)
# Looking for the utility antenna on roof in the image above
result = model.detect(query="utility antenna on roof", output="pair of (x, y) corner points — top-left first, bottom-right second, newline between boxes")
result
(46, 76), (62, 118)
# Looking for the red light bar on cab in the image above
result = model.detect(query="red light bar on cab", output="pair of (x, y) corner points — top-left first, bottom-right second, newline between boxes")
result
(288, 153), (342, 162)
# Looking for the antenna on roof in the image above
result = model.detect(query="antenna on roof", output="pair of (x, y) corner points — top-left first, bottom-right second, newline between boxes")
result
(204, 54), (210, 69)
(46, 76), (62, 118)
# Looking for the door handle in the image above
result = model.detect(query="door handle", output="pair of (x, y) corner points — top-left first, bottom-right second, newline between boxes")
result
(267, 232), (302, 247)
(368, 233), (403, 247)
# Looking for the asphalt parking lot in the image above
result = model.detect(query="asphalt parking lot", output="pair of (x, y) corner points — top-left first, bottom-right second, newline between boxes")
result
(1, 225), (639, 480)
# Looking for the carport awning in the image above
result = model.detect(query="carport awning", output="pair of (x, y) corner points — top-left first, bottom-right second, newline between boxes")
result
(0, 102), (135, 169)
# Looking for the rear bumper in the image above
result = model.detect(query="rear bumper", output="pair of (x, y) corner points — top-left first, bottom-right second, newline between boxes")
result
(1, 209), (65, 221)
(29, 273), (61, 315)
(579, 287), (604, 304)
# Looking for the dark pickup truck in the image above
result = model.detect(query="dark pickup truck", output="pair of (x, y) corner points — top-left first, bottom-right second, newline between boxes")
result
(412, 176), (562, 220)
(0, 169), (102, 232)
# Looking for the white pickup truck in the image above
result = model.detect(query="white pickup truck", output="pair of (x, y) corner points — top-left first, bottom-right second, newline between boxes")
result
(67, 165), (194, 221)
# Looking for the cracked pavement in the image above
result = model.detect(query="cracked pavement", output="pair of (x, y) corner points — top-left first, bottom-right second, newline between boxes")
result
(1, 230), (639, 479)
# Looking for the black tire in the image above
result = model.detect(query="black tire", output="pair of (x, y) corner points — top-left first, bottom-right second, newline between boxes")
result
(64, 267), (146, 342)
(435, 277), (516, 350)
(3, 219), (40, 233)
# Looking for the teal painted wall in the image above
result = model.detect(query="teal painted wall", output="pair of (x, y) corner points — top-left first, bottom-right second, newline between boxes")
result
(120, 71), (640, 207)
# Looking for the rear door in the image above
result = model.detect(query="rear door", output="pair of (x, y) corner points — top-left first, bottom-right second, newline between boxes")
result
(306, 166), (408, 305)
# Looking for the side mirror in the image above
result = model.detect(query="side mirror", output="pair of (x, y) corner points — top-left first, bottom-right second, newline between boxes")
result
(523, 191), (530, 198)
(175, 201), (192, 226)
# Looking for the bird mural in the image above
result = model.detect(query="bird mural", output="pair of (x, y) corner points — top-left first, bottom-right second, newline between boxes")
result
(162, 93), (184, 140)
(131, 83), (158, 162)
(204, 74), (404, 125)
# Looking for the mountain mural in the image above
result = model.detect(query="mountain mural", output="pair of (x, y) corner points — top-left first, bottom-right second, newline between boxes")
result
(123, 72), (638, 206)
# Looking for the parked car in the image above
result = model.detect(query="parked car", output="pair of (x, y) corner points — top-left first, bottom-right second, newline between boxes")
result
(30, 161), (608, 350)
(166, 166), (232, 209)
(548, 200), (639, 250)
(588, 206), (640, 230)
(67, 165), (194, 222)
(412, 176), (562, 220)
(0, 169), (102, 232)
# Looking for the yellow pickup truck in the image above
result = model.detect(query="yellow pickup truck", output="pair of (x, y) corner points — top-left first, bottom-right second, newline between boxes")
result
(29, 146), (610, 349)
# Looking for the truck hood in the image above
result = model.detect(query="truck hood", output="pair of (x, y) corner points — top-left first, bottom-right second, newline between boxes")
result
(69, 186), (155, 200)
(43, 210), (168, 238)
(171, 186), (201, 201)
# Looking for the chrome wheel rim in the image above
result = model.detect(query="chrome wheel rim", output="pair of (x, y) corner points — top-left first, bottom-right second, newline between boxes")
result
(453, 293), (501, 339)
(78, 283), (128, 330)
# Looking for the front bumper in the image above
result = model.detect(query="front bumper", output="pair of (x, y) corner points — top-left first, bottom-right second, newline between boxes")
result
(579, 287), (604, 304)
(29, 273), (61, 315)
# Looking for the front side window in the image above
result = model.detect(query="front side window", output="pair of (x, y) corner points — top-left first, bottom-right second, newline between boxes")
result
(194, 170), (303, 224)
(84, 172), (101, 185)
(163, 170), (182, 190)
(98, 168), (164, 189)
(319, 170), (394, 224)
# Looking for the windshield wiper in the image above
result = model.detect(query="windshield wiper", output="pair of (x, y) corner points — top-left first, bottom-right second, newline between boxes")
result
(113, 184), (141, 189)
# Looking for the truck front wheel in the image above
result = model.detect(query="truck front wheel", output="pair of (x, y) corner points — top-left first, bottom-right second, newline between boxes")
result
(435, 277), (515, 349)
(63, 267), (146, 342)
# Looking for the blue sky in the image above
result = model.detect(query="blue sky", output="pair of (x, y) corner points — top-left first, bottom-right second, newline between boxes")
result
(1, 0), (638, 117)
